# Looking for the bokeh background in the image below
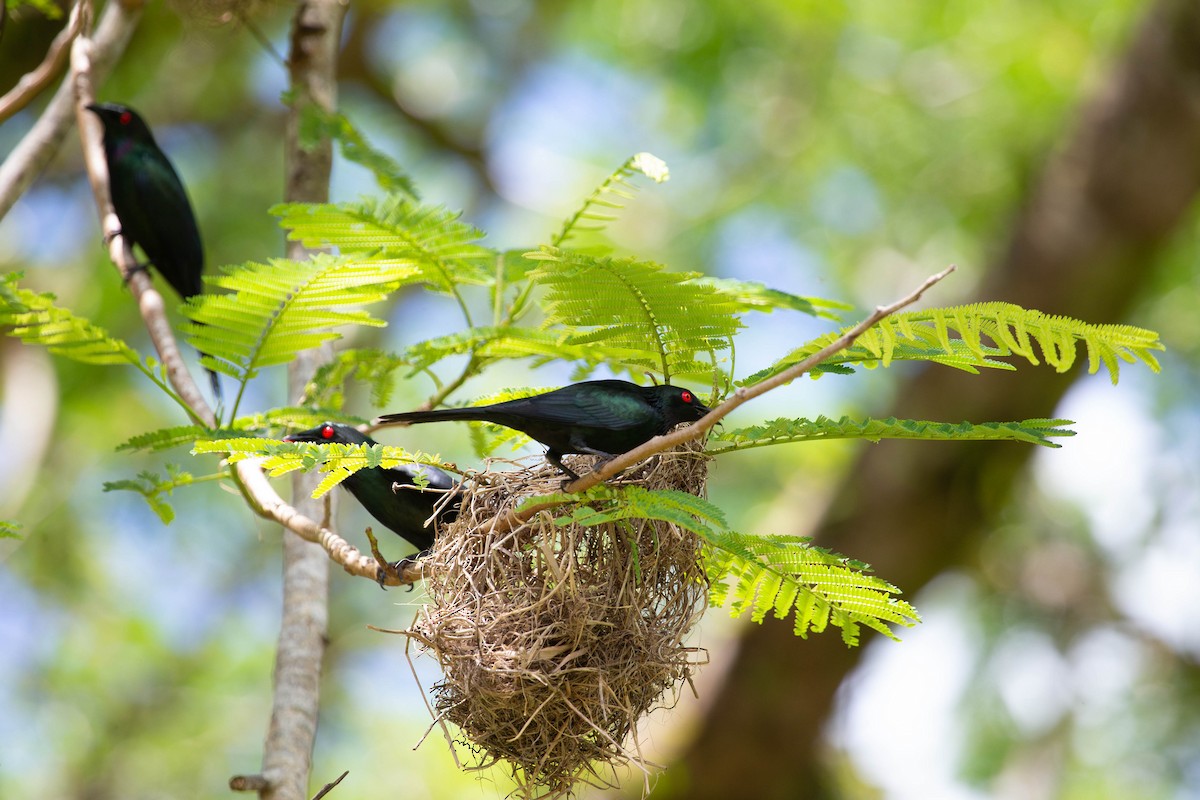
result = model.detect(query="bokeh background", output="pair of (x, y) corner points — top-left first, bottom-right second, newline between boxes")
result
(2, 0), (1198, 798)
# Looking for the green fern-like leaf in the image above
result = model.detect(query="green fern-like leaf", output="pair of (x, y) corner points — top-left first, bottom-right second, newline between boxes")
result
(117, 408), (356, 453)
(298, 107), (419, 198)
(273, 196), (493, 292)
(703, 532), (919, 645)
(528, 248), (743, 381)
(103, 466), (196, 524)
(182, 254), (411, 391)
(547, 485), (915, 643)
(192, 438), (448, 499)
(747, 302), (1163, 385)
(552, 152), (669, 248)
(1, 272), (140, 366)
(118, 425), (244, 453)
(694, 277), (849, 320)
(0, 520), (21, 540)
(709, 416), (1076, 453)
(302, 348), (414, 410)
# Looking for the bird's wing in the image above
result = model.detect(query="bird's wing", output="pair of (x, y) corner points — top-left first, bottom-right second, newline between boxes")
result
(128, 154), (204, 296)
(502, 386), (652, 430)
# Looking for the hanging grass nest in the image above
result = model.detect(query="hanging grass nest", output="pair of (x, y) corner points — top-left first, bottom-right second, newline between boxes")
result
(410, 439), (712, 797)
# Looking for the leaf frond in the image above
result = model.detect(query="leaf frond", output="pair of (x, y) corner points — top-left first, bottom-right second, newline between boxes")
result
(548, 485), (916, 643)
(747, 302), (1164, 385)
(272, 196), (493, 291)
(192, 438), (449, 499)
(182, 254), (411, 387)
(528, 248), (743, 381)
(710, 416), (1076, 453)
(552, 152), (669, 247)
(694, 277), (850, 320)
(1, 272), (140, 366)
(102, 465), (196, 524)
(298, 107), (420, 198)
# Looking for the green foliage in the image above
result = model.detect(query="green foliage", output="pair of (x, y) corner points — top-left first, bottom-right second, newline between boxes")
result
(0, 520), (21, 540)
(710, 416), (1076, 453)
(550, 485), (918, 644)
(0, 272), (187, 408)
(1, 272), (141, 367)
(182, 254), (415, 414)
(695, 276), (850, 320)
(748, 302), (1164, 385)
(192, 437), (448, 499)
(102, 466), (196, 525)
(703, 531), (919, 645)
(302, 349), (412, 410)
(273, 196), (494, 294)
(6, 0), (61, 18)
(527, 248), (745, 381)
(552, 151), (669, 248)
(117, 408), (353, 453)
(2, 151), (1166, 648)
(298, 107), (420, 199)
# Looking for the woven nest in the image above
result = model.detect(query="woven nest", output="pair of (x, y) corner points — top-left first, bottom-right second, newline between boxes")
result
(410, 440), (712, 797)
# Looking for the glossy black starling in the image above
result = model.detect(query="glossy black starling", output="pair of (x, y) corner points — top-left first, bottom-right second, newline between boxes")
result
(284, 422), (459, 556)
(375, 379), (711, 479)
(86, 102), (220, 399)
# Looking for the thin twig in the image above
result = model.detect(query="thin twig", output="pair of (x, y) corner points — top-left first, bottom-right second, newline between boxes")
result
(309, 771), (349, 800)
(490, 265), (958, 533)
(230, 775), (271, 792)
(0, 1), (84, 122)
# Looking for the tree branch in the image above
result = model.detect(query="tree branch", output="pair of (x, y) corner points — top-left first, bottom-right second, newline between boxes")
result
(0, 0), (84, 123)
(490, 265), (957, 532)
(0, 0), (142, 222)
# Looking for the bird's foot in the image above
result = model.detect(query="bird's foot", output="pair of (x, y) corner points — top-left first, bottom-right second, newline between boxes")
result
(121, 262), (151, 286)
(546, 452), (581, 485)
(364, 527), (424, 590)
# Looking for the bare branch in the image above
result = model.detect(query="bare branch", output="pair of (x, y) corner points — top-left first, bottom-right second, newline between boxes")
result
(0, 0), (142, 221)
(492, 265), (958, 532)
(0, 2), (84, 123)
(233, 459), (421, 586)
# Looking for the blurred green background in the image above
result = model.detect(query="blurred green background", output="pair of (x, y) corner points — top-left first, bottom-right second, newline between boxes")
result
(2, 0), (1197, 798)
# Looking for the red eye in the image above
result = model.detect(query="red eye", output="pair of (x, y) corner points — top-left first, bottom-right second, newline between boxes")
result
(119, 111), (132, 126)
(321, 425), (334, 439)
(681, 391), (693, 403)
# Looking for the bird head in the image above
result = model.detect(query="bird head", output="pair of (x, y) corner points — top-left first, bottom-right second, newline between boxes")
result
(657, 385), (711, 425)
(283, 422), (372, 446)
(86, 102), (155, 143)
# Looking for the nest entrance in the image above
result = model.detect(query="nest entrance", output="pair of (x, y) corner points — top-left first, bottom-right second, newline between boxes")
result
(410, 442), (711, 797)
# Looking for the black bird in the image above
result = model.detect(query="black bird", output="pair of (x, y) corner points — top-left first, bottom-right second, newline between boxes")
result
(87, 102), (220, 400)
(284, 423), (459, 558)
(375, 379), (711, 479)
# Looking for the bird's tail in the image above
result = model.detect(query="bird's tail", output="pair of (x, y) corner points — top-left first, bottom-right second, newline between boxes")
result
(375, 408), (496, 426)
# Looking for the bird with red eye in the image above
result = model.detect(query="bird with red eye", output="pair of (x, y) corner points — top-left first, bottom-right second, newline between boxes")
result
(375, 379), (711, 481)
(284, 423), (459, 576)
(86, 101), (221, 402)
